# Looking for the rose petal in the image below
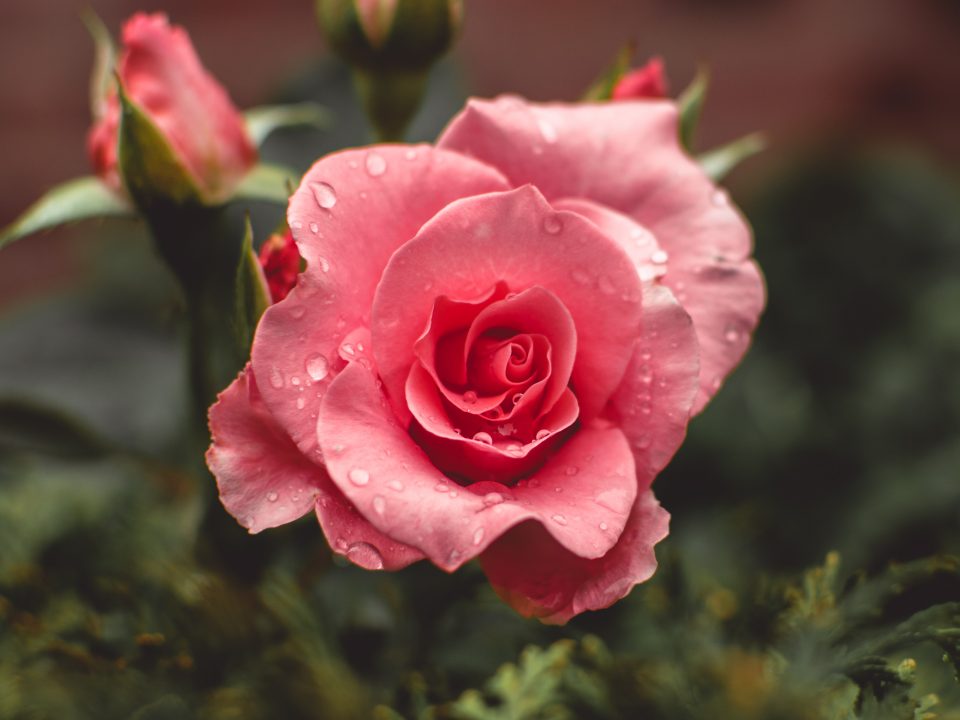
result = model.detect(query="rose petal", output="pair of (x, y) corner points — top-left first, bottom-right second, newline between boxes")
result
(317, 362), (638, 570)
(117, 13), (256, 199)
(251, 146), (509, 456)
(206, 365), (423, 568)
(607, 283), (700, 474)
(372, 185), (643, 424)
(439, 98), (763, 412)
(480, 490), (669, 624)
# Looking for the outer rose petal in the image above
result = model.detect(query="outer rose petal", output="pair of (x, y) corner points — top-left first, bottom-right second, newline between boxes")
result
(372, 185), (643, 423)
(207, 365), (423, 569)
(96, 13), (257, 200)
(251, 146), (509, 456)
(317, 362), (639, 571)
(480, 490), (669, 624)
(438, 97), (764, 412)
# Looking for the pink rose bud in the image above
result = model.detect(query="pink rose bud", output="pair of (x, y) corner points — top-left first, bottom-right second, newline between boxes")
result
(258, 230), (301, 303)
(612, 57), (669, 100)
(87, 13), (257, 203)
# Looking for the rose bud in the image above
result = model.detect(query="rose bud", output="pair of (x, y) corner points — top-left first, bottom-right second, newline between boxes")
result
(315, 0), (463, 139)
(87, 13), (257, 206)
(612, 57), (668, 100)
(258, 230), (302, 303)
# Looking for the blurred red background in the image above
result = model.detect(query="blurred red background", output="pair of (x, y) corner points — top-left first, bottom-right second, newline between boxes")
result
(2, 0), (958, 305)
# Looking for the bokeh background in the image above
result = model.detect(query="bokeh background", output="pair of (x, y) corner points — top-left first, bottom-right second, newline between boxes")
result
(1, 1), (959, 718)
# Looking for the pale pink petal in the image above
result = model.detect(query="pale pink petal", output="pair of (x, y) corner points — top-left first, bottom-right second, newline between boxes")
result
(372, 185), (643, 424)
(480, 490), (669, 624)
(438, 98), (764, 412)
(206, 365), (423, 568)
(315, 485), (424, 571)
(316, 362), (639, 570)
(606, 283), (700, 474)
(251, 146), (509, 456)
(117, 13), (256, 200)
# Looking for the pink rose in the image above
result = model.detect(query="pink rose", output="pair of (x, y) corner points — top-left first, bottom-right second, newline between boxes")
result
(87, 13), (257, 202)
(207, 97), (764, 622)
(612, 57), (668, 100)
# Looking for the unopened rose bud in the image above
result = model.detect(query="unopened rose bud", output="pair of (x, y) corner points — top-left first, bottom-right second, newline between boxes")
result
(315, 0), (463, 139)
(258, 230), (302, 303)
(612, 57), (668, 101)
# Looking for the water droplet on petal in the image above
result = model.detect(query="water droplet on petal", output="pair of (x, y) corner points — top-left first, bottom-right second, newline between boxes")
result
(472, 527), (486, 545)
(711, 188), (729, 207)
(599, 521), (609, 531)
(505, 444), (524, 458)
(435, 482), (449, 493)
(267, 491), (278, 502)
(404, 148), (418, 160)
(535, 429), (550, 441)
(463, 390), (478, 404)
(598, 275), (616, 295)
(387, 479), (405, 492)
(372, 495), (386, 516)
(346, 542), (383, 570)
(296, 397), (306, 410)
(483, 492), (504, 506)
(290, 305), (306, 319)
(571, 268), (591, 285)
(537, 118), (558, 143)
(497, 422), (516, 437)
(305, 354), (330, 381)
(542, 215), (563, 235)
(316, 256), (330, 273)
(309, 222), (319, 234)
(473, 431), (493, 445)
(724, 324), (740, 343)
(552, 513), (568, 526)
(348, 468), (370, 486)
(651, 249), (669, 264)
(310, 181), (337, 209)
(565, 465), (579, 476)
(269, 367), (284, 389)
(365, 151), (387, 176)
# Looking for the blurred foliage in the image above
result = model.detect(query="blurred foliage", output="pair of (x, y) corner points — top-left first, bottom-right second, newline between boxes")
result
(1, 62), (960, 718)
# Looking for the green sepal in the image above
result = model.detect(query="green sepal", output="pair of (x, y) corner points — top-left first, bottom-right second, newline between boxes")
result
(0, 177), (134, 250)
(116, 81), (206, 209)
(232, 163), (301, 205)
(243, 103), (332, 147)
(698, 132), (766, 182)
(233, 216), (271, 351)
(678, 66), (709, 153)
(81, 8), (116, 121)
(582, 43), (634, 102)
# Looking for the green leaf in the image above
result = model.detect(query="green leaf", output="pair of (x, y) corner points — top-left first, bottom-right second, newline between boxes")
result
(0, 177), (134, 250)
(678, 67), (709, 152)
(243, 102), (332, 147)
(582, 43), (635, 102)
(81, 8), (116, 121)
(117, 82), (205, 208)
(232, 163), (300, 205)
(233, 216), (271, 351)
(698, 132), (766, 181)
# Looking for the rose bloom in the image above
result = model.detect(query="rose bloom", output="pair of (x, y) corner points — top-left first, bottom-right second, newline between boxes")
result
(207, 97), (764, 622)
(87, 13), (256, 202)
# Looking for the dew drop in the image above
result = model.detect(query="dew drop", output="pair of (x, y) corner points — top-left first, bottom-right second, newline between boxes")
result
(269, 367), (284, 389)
(290, 305), (306, 319)
(473, 431), (493, 445)
(346, 542), (384, 570)
(565, 465), (579, 476)
(316, 256), (330, 273)
(651, 249), (669, 264)
(597, 274), (616, 295)
(724, 324), (740, 343)
(310, 181), (337, 209)
(505, 444), (524, 458)
(573, 269), (593, 286)
(365, 151), (387, 176)
(542, 215), (563, 235)
(552, 514), (568, 526)
(290, 376), (301, 387)
(472, 527), (486, 545)
(404, 148), (418, 160)
(305, 354), (330, 381)
(463, 390), (478, 404)
(372, 495), (386, 516)
(599, 521), (609, 531)
(483, 492), (504, 506)
(267, 491), (279, 503)
(497, 422), (516, 436)
(435, 482), (449, 493)
(348, 468), (370, 486)
(387, 479), (405, 492)
(309, 222), (319, 234)
(535, 429), (550, 441)
(296, 397), (306, 410)
(537, 118), (558, 143)
(711, 188), (729, 207)
(291, 220), (303, 230)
